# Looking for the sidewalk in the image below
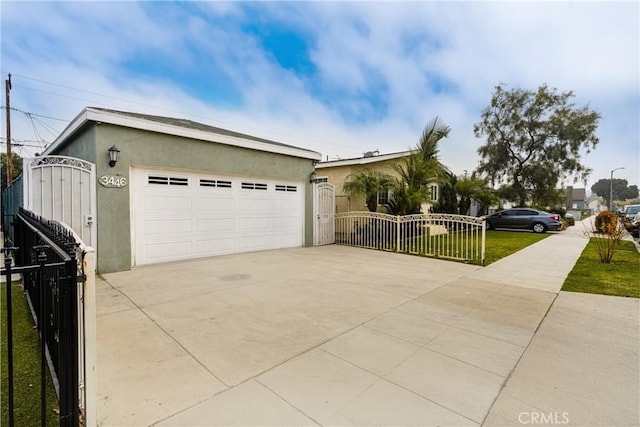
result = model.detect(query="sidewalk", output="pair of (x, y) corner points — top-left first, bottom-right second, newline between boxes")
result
(483, 220), (640, 426)
(474, 220), (590, 293)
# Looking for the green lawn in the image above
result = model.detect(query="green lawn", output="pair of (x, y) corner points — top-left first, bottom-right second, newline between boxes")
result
(1, 281), (59, 426)
(484, 230), (550, 265)
(562, 239), (640, 298)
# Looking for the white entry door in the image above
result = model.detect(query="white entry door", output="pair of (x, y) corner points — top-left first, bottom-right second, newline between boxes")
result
(313, 182), (335, 245)
(131, 168), (304, 265)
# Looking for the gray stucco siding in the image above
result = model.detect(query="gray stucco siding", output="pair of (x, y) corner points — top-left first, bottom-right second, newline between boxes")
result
(88, 124), (314, 272)
(52, 125), (97, 162)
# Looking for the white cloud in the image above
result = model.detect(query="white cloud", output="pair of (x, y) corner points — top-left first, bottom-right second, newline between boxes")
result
(2, 1), (638, 190)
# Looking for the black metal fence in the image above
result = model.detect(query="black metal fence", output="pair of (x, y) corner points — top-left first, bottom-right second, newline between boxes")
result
(2, 208), (84, 427)
(2, 174), (23, 242)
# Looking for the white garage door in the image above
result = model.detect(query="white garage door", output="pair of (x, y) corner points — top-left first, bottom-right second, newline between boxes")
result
(132, 168), (304, 265)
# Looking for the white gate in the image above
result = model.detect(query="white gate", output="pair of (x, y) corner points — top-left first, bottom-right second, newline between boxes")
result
(23, 156), (97, 248)
(313, 182), (335, 245)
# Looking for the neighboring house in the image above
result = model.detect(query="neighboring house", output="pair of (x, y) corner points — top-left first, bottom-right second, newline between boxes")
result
(565, 186), (587, 209)
(588, 196), (603, 213)
(34, 107), (321, 273)
(316, 151), (438, 213)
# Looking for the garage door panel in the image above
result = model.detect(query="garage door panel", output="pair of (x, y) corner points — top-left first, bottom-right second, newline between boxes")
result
(143, 195), (192, 211)
(145, 219), (192, 235)
(196, 195), (234, 210)
(196, 218), (235, 233)
(237, 197), (270, 211)
(237, 216), (272, 231)
(272, 217), (300, 230)
(133, 168), (304, 266)
(196, 237), (236, 254)
(272, 199), (300, 210)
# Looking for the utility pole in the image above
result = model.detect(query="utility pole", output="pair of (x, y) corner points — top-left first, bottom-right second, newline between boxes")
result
(610, 167), (625, 211)
(5, 73), (12, 187)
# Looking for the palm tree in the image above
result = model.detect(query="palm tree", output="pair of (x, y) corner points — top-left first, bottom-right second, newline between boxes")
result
(416, 116), (450, 162)
(389, 117), (451, 214)
(343, 169), (394, 212)
(389, 155), (431, 214)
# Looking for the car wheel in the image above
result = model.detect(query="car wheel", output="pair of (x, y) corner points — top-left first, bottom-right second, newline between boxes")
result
(532, 223), (546, 233)
(486, 221), (494, 230)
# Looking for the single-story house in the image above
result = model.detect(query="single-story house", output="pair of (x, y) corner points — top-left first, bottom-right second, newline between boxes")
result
(315, 151), (438, 213)
(37, 107), (321, 273)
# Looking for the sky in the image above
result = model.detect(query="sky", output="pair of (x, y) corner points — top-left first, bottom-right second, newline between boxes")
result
(1, 1), (639, 194)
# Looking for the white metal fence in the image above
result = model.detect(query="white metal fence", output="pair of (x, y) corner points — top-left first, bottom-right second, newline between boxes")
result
(335, 211), (486, 264)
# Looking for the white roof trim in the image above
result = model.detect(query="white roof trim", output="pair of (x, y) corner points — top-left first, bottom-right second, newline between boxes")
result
(43, 107), (322, 161)
(316, 151), (413, 168)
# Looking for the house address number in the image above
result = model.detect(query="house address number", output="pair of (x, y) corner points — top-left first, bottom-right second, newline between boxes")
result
(99, 175), (128, 188)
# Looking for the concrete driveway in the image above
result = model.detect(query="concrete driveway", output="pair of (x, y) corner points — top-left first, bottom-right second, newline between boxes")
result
(97, 245), (559, 426)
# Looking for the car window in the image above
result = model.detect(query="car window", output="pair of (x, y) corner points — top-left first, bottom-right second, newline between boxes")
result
(524, 210), (538, 215)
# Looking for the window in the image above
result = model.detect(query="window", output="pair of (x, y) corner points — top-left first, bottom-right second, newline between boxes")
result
(430, 184), (438, 201)
(377, 190), (390, 205)
(275, 185), (298, 192)
(148, 176), (188, 186)
(241, 182), (268, 190)
(199, 179), (232, 188)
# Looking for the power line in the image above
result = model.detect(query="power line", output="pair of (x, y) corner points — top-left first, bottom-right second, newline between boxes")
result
(1, 106), (68, 122)
(0, 71), (365, 153)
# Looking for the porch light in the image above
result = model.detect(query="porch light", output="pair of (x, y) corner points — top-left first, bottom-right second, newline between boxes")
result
(108, 145), (120, 167)
(309, 171), (317, 183)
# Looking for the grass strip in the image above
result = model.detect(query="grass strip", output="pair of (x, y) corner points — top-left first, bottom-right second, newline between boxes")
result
(484, 230), (550, 265)
(562, 239), (640, 298)
(1, 281), (60, 426)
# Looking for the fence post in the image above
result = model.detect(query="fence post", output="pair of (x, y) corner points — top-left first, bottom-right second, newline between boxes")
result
(82, 248), (97, 427)
(481, 219), (486, 265)
(3, 247), (17, 427)
(35, 245), (48, 427)
(396, 215), (400, 253)
(59, 253), (80, 427)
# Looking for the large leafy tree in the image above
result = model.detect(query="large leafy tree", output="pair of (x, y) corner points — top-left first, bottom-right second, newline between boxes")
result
(474, 83), (600, 207)
(389, 117), (451, 214)
(1, 153), (23, 190)
(343, 169), (393, 212)
(591, 178), (639, 202)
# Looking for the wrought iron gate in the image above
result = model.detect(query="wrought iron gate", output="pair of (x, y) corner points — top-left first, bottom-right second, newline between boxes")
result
(313, 182), (335, 245)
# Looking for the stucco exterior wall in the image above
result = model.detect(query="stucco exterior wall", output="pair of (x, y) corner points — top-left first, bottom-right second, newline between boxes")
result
(55, 122), (316, 273)
(54, 125), (97, 162)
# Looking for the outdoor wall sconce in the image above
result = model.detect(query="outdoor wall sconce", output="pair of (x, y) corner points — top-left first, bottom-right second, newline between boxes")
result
(108, 145), (120, 167)
(309, 171), (317, 183)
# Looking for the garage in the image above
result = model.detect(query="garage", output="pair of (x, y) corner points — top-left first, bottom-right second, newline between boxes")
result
(132, 168), (304, 265)
(40, 107), (320, 273)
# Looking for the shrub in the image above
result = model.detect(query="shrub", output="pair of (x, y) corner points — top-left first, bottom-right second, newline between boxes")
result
(595, 211), (619, 234)
(587, 212), (627, 263)
(565, 215), (575, 226)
